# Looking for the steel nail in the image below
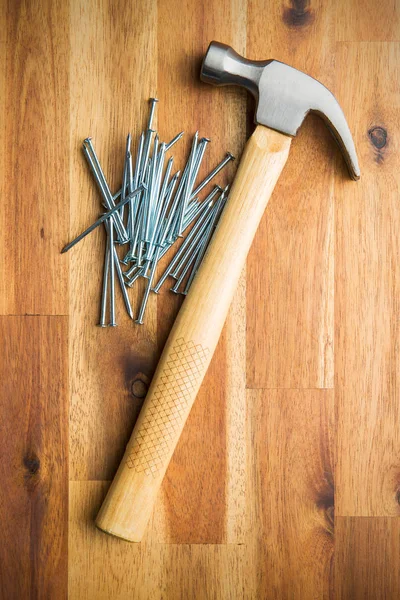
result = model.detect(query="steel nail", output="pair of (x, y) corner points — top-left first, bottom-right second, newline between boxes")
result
(152, 199), (215, 293)
(136, 248), (160, 324)
(134, 133), (145, 190)
(188, 137), (210, 191)
(140, 129), (155, 184)
(190, 152), (235, 200)
(144, 138), (158, 242)
(130, 133), (145, 239)
(182, 230), (211, 296)
(183, 190), (228, 294)
(146, 152), (172, 262)
(83, 139), (129, 243)
(124, 262), (139, 279)
(157, 172), (185, 247)
(98, 245), (110, 327)
(126, 265), (145, 288)
(129, 194), (145, 263)
(147, 97), (159, 131)
(115, 252), (134, 319)
(165, 131), (184, 152)
(177, 132), (198, 236)
(182, 186), (221, 232)
(171, 209), (216, 278)
(108, 219), (117, 326)
(170, 247), (199, 294)
(120, 134), (131, 221)
(164, 154), (191, 237)
(104, 219), (134, 319)
(61, 186), (143, 254)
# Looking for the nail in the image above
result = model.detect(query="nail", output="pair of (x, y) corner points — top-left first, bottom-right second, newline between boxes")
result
(165, 131), (184, 152)
(152, 198), (215, 293)
(171, 208), (215, 278)
(147, 98), (159, 131)
(188, 137), (210, 191)
(144, 138), (158, 242)
(183, 190), (228, 294)
(182, 199), (199, 226)
(163, 154), (192, 242)
(146, 152), (172, 262)
(149, 140), (165, 235)
(98, 245), (110, 327)
(129, 193), (145, 263)
(82, 139), (129, 243)
(177, 132), (198, 236)
(170, 247), (199, 294)
(155, 170), (180, 245)
(108, 220), (117, 326)
(190, 152), (235, 200)
(181, 186), (221, 232)
(134, 133), (145, 190)
(120, 134), (131, 221)
(61, 186), (143, 253)
(140, 129), (155, 185)
(104, 219), (134, 319)
(136, 248), (160, 324)
(126, 265), (145, 288)
(156, 172), (183, 248)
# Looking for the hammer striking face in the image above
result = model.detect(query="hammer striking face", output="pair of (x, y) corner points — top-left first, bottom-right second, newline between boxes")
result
(201, 41), (360, 180)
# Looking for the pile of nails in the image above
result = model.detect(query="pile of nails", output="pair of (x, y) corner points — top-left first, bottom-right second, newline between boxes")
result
(62, 98), (234, 326)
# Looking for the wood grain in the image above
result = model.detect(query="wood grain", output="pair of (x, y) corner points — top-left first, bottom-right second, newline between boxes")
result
(246, 0), (335, 389)
(0, 0), (398, 596)
(335, 42), (400, 517)
(0, 316), (68, 599)
(70, 481), (246, 600)
(335, 517), (400, 599)
(246, 389), (335, 600)
(336, 0), (400, 42)
(0, 0), (69, 316)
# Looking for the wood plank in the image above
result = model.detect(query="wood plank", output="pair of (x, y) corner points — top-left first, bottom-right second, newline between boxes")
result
(69, 0), (158, 482)
(335, 42), (400, 516)
(0, 316), (68, 599)
(246, 0), (335, 389)
(153, 0), (247, 544)
(70, 0), (248, 544)
(246, 389), (335, 600)
(0, 0), (69, 315)
(69, 481), (245, 600)
(335, 517), (400, 599)
(336, 0), (400, 42)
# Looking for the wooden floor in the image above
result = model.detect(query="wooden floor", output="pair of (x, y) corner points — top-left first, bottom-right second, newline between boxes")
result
(1, 0), (399, 598)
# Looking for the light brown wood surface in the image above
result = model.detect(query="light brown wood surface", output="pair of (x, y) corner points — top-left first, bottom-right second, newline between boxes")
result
(1, 0), (399, 598)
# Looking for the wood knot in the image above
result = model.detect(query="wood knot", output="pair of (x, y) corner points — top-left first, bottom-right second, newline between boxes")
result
(40, 227), (45, 239)
(368, 126), (387, 163)
(131, 373), (149, 399)
(395, 487), (400, 506)
(316, 491), (334, 534)
(23, 453), (40, 476)
(282, 0), (314, 28)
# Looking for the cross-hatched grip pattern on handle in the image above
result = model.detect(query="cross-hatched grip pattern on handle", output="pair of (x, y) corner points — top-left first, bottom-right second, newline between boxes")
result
(125, 337), (210, 476)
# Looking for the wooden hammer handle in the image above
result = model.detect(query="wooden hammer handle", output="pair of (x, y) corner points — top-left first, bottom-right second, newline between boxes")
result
(96, 126), (291, 541)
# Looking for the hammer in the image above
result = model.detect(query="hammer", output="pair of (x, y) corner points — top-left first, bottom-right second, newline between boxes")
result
(96, 42), (360, 542)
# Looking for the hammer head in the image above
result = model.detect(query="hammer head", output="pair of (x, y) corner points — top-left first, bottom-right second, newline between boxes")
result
(201, 42), (360, 180)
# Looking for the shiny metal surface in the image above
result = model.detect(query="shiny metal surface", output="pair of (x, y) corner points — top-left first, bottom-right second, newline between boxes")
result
(201, 41), (360, 180)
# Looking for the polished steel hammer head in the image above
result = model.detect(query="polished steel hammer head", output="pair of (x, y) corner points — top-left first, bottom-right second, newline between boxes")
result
(201, 42), (360, 180)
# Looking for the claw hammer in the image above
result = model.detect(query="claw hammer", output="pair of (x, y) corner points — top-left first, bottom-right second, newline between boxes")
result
(96, 41), (360, 541)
